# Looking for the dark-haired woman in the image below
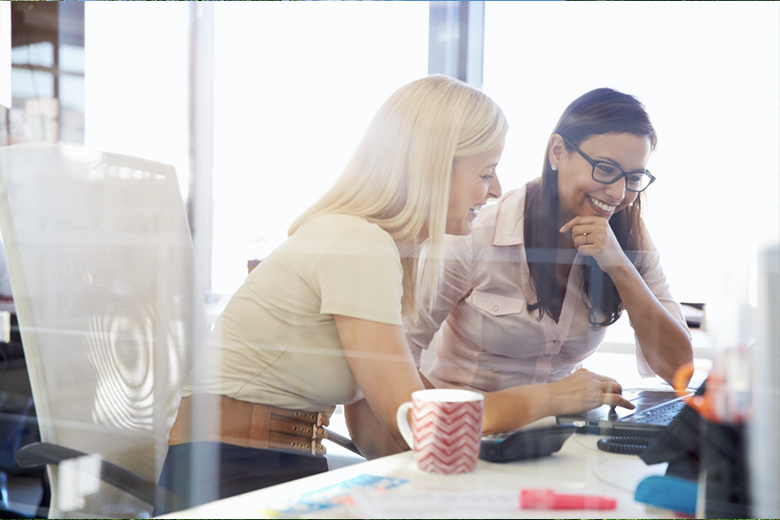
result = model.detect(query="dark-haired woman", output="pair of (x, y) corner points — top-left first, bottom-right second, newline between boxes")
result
(404, 88), (693, 417)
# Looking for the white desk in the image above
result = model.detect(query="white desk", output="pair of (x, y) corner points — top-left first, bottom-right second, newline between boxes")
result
(158, 424), (671, 519)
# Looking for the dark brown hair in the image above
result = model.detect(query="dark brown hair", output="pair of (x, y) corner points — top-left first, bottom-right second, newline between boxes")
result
(525, 88), (656, 327)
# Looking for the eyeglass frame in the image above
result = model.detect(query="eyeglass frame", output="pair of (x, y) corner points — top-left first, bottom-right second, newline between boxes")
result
(559, 135), (656, 193)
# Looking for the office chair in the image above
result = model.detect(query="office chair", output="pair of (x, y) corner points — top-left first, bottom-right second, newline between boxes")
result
(0, 144), (206, 518)
(0, 324), (47, 518)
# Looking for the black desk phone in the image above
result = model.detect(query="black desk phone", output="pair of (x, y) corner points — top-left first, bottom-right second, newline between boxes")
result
(479, 424), (576, 462)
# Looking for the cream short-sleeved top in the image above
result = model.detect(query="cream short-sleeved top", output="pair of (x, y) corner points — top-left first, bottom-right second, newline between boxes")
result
(184, 214), (404, 413)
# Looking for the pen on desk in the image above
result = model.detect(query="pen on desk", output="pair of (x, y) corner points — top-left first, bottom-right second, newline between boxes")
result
(519, 488), (617, 510)
(351, 488), (617, 512)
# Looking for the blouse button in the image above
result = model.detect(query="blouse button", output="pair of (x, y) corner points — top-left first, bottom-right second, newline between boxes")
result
(492, 305), (499, 312)
(536, 377), (543, 383)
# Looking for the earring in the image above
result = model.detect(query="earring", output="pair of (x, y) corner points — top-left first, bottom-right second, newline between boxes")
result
(551, 164), (558, 171)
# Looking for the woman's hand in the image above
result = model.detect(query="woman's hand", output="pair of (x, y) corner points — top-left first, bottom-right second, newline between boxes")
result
(561, 217), (694, 384)
(559, 216), (628, 273)
(547, 368), (634, 416)
(482, 368), (634, 434)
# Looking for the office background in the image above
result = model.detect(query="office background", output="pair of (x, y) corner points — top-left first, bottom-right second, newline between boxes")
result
(1, 1), (778, 515)
(4, 2), (778, 318)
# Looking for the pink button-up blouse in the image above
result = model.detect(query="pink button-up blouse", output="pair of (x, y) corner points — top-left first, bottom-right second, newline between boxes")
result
(404, 184), (689, 392)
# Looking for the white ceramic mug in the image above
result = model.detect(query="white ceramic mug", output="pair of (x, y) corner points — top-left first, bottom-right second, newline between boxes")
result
(396, 388), (484, 474)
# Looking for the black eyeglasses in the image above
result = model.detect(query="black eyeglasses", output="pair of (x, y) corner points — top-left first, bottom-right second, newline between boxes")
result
(560, 136), (656, 193)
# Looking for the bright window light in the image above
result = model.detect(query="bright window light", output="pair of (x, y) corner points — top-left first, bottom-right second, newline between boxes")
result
(211, 2), (429, 295)
(83, 3), (190, 200)
(483, 2), (780, 314)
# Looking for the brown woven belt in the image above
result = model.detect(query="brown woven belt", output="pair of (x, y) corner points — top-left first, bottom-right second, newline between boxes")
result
(168, 394), (329, 456)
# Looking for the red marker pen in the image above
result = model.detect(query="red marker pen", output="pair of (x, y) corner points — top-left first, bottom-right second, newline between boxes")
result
(520, 488), (617, 510)
(349, 489), (617, 515)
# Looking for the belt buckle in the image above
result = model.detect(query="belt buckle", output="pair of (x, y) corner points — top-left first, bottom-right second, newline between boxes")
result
(311, 412), (327, 456)
(315, 411), (329, 428)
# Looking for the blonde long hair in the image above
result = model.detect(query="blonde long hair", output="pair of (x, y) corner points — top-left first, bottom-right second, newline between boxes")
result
(289, 75), (507, 316)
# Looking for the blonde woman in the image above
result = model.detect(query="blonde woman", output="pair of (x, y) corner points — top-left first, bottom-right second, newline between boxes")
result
(157, 76), (628, 513)
(155, 75), (502, 512)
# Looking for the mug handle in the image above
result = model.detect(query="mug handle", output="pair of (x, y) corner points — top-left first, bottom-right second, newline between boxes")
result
(396, 401), (414, 449)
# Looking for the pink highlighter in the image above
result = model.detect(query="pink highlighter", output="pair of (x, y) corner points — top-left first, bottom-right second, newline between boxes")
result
(519, 488), (617, 510)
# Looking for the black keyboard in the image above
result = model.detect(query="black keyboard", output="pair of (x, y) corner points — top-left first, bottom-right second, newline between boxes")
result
(627, 400), (686, 425)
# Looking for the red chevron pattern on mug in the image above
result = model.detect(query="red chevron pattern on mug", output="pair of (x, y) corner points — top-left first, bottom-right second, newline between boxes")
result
(411, 399), (483, 474)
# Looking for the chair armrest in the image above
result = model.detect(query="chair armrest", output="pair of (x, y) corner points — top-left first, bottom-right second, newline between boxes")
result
(324, 427), (361, 456)
(16, 442), (184, 510)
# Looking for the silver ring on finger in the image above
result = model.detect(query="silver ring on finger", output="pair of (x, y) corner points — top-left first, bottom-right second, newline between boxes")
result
(583, 232), (589, 244)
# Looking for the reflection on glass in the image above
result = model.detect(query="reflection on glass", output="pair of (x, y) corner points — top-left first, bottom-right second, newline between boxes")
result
(11, 41), (54, 67)
(60, 73), (84, 143)
(59, 73), (84, 112)
(11, 67), (54, 99)
(60, 43), (85, 73)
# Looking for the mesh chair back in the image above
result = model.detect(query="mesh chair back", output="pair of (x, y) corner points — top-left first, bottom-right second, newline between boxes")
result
(0, 144), (206, 518)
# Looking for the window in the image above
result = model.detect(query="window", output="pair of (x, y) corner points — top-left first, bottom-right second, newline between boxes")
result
(83, 3), (190, 202)
(8, 2), (84, 144)
(483, 2), (780, 337)
(210, 2), (430, 295)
